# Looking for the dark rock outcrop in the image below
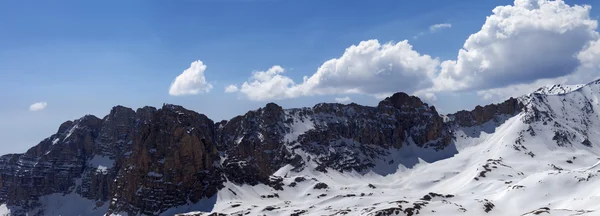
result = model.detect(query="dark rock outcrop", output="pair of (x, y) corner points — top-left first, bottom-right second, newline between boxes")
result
(108, 105), (223, 215)
(449, 97), (524, 127)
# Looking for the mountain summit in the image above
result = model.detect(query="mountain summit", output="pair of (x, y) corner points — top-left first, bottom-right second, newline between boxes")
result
(2, 80), (600, 216)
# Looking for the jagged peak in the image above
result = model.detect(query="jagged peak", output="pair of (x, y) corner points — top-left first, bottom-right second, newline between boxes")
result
(377, 92), (432, 111)
(57, 120), (74, 134)
(135, 106), (157, 120)
(312, 102), (362, 111)
(56, 115), (102, 135)
(262, 102), (283, 113)
(160, 103), (198, 115)
(587, 77), (600, 86)
(106, 105), (136, 121)
(236, 103), (284, 120)
(107, 105), (157, 115)
(532, 83), (585, 95)
(161, 103), (185, 111)
(449, 97), (523, 127)
(77, 115), (102, 126)
(138, 105), (157, 111)
(528, 78), (600, 97)
(109, 105), (135, 115)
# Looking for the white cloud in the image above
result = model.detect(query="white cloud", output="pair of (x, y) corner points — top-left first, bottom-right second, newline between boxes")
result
(415, 91), (438, 102)
(300, 40), (439, 95)
(578, 38), (600, 69)
(334, 96), (352, 103)
(29, 102), (47, 111)
(414, 23), (452, 39)
(429, 23), (452, 32)
(432, 0), (598, 92)
(237, 40), (439, 101)
(233, 0), (600, 103)
(239, 65), (297, 100)
(413, 32), (426, 39)
(169, 60), (213, 96)
(224, 84), (239, 93)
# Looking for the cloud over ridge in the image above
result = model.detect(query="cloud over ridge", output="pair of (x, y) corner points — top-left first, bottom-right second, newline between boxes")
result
(230, 0), (600, 102)
(169, 60), (213, 96)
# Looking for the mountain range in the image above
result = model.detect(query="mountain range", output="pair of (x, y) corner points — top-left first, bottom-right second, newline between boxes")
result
(2, 79), (600, 216)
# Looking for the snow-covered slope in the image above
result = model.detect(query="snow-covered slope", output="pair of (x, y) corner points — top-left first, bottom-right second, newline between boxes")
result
(177, 79), (600, 216)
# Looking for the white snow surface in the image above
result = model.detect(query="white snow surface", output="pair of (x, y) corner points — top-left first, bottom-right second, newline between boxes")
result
(283, 110), (315, 143)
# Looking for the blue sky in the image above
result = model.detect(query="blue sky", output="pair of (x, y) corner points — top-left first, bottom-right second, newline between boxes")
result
(1, 0), (600, 155)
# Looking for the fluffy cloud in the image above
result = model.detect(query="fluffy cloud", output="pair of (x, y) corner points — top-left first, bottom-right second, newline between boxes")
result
(334, 96), (352, 103)
(224, 85), (239, 93)
(233, 0), (600, 102)
(169, 60), (213, 96)
(239, 65), (298, 100)
(237, 40), (439, 101)
(433, 0), (598, 92)
(29, 102), (47, 111)
(429, 23), (452, 32)
(301, 40), (439, 95)
(578, 38), (600, 69)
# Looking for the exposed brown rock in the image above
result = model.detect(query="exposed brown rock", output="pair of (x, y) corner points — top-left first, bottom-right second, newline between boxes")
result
(450, 97), (524, 127)
(108, 104), (223, 215)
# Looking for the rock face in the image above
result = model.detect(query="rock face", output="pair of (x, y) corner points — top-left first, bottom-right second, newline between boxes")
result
(0, 115), (102, 215)
(296, 93), (453, 172)
(0, 92), (459, 215)
(108, 105), (223, 215)
(449, 97), (525, 127)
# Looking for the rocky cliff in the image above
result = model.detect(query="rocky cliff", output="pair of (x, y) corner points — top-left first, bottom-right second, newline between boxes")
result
(448, 97), (524, 127)
(0, 92), (515, 216)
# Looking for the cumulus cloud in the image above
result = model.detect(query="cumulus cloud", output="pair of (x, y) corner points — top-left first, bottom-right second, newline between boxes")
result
(429, 23), (452, 32)
(414, 91), (438, 102)
(237, 40), (439, 101)
(29, 102), (47, 111)
(224, 84), (239, 93)
(299, 40), (439, 95)
(432, 0), (598, 92)
(578, 38), (600, 69)
(334, 96), (352, 103)
(239, 65), (298, 100)
(169, 60), (213, 96)
(233, 0), (600, 102)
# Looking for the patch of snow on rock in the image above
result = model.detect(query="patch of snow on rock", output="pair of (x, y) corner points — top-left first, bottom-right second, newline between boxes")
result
(89, 155), (114, 173)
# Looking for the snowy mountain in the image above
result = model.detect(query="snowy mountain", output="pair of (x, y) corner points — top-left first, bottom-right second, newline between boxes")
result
(532, 83), (586, 95)
(2, 80), (600, 216)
